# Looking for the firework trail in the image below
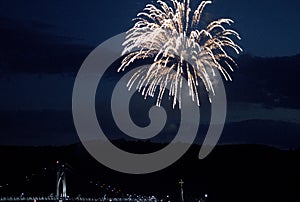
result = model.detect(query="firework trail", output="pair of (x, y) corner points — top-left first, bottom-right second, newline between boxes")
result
(118, 0), (242, 108)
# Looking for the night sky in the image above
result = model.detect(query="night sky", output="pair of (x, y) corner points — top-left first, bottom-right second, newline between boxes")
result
(0, 0), (300, 147)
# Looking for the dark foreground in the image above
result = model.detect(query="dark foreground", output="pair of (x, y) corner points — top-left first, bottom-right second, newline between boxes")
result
(0, 142), (299, 202)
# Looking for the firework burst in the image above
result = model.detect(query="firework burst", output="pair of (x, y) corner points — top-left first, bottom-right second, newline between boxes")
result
(118, 0), (242, 108)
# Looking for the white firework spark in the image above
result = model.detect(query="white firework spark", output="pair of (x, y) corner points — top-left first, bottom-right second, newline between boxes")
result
(118, 0), (242, 108)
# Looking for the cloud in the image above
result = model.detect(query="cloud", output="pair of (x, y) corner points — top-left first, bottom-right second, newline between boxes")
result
(1, 13), (300, 109)
(0, 110), (79, 146)
(225, 54), (300, 109)
(0, 17), (92, 75)
(1, 109), (299, 148)
(220, 119), (300, 149)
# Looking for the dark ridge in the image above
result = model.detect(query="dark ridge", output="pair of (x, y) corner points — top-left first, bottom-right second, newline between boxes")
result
(0, 143), (299, 202)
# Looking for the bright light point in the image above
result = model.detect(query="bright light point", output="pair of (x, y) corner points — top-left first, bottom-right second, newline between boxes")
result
(205, 194), (208, 198)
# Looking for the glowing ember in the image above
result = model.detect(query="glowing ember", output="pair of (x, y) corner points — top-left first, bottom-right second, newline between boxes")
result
(118, 0), (242, 108)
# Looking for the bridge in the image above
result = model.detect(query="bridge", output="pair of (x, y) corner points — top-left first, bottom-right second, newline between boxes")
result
(0, 161), (159, 202)
(0, 196), (155, 201)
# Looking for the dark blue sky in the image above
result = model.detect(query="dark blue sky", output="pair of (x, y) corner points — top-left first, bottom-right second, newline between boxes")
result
(0, 0), (300, 147)
(0, 0), (300, 56)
